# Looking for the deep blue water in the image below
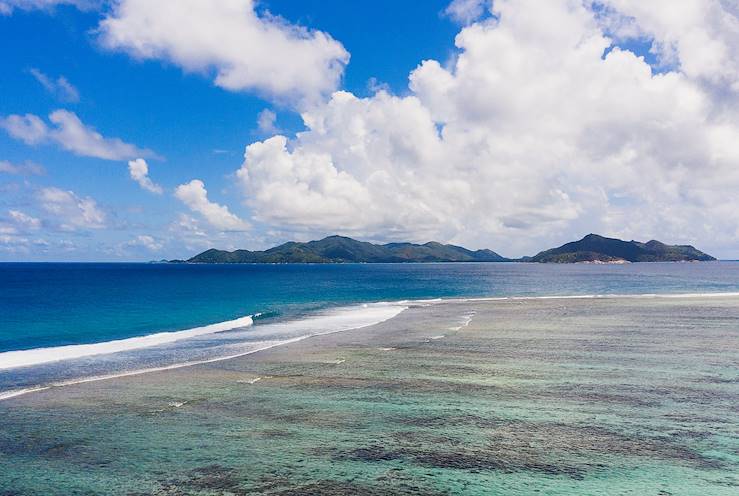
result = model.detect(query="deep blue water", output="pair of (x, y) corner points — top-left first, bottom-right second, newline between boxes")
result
(3, 261), (739, 354)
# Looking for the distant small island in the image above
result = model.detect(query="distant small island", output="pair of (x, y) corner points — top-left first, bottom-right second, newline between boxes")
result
(526, 234), (715, 263)
(176, 234), (715, 264)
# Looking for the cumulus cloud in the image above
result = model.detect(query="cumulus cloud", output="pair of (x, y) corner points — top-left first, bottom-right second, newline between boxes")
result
(128, 158), (163, 194)
(236, 0), (739, 256)
(166, 213), (214, 252)
(0, 110), (157, 160)
(0, 160), (45, 175)
(444, 0), (490, 25)
(8, 209), (41, 230)
(174, 179), (249, 231)
(29, 68), (80, 103)
(38, 187), (105, 230)
(172, 213), (207, 239)
(598, 0), (739, 89)
(98, 0), (349, 106)
(126, 234), (163, 251)
(257, 109), (279, 134)
(0, 114), (48, 144)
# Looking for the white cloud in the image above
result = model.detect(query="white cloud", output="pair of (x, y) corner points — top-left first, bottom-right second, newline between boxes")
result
(29, 68), (80, 103)
(0, 160), (45, 175)
(0, 234), (30, 253)
(127, 234), (163, 251)
(172, 213), (207, 238)
(0, 0), (94, 15)
(257, 109), (279, 134)
(98, 0), (349, 106)
(598, 0), (739, 89)
(8, 209), (41, 230)
(48, 110), (156, 160)
(0, 114), (48, 144)
(236, 0), (739, 256)
(1, 110), (157, 160)
(166, 214), (213, 252)
(444, 0), (490, 25)
(38, 187), (106, 230)
(174, 179), (249, 231)
(128, 158), (163, 194)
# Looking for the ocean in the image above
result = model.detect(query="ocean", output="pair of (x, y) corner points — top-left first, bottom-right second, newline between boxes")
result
(1, 262), (739, 495)
(2, 261), (739, 397)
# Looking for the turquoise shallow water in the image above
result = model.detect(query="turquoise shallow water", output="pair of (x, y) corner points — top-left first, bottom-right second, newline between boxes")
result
(1, 263), (738, 495)
(2, 262), (739, 400)
(0, 296), (737, 495)
(3, 261), (739, 353)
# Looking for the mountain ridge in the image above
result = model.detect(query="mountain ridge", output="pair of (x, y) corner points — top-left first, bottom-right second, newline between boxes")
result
(528, 234), (715, 263)
(185, 235), (509, 263)
(181, 234), (715, 264)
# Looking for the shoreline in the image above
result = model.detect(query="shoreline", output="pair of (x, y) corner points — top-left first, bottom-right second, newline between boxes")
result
(3, 291), (739, 402)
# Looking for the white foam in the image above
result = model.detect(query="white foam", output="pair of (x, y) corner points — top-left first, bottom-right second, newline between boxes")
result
(0, 385), (50, 401)
(0, 314), (257, 371)
(450, 292), (739, 303)
(449, 311), (476, 331)
(0, 302), (407, 401)
(3, 291), (737, 401)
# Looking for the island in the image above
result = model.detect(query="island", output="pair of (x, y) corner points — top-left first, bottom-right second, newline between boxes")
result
(179, 234), (715, 264)
(186, 235), (509, 263)
(526, 234), (716, 263)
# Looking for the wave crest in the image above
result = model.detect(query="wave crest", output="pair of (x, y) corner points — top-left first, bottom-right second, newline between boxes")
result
(0, 314), (257, 370)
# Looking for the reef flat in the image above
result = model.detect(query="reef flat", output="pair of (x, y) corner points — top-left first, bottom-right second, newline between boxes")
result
(1, 296), (738, 495)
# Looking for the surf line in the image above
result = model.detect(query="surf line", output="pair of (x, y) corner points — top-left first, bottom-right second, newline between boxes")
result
(0, 304), (408, 402)
(0, 314), (260, 371)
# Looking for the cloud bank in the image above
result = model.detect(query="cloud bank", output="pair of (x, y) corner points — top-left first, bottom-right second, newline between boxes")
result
(235, 0), (739, 254)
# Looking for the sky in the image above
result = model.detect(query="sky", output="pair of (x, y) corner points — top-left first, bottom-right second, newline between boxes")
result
(1, 0), (738, 261)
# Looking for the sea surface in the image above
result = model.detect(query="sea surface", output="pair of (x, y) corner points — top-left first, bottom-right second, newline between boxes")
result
(1, 263), (739, 495)
(1, 295), (737, 495)
(2, 261), (739, 397)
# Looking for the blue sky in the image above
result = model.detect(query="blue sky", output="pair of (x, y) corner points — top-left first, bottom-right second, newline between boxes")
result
(2, 0), (738, 260)
(0, 0), (461, 260)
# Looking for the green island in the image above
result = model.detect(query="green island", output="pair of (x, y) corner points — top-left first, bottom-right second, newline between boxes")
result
(179, 234), (715, 264)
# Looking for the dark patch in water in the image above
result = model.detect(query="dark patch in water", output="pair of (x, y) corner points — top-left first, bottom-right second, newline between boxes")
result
(334, 443), (586, 478)
(334, 417), (723, 478)
(186, 465), (243, 491)
(258, 479), (450, 496)
(145, 465), (247, 495)
(393, 413), (505, 429)
(411, 450), (587, 478)
(258, 428), (295, 439)
(347, 445), (404, 462)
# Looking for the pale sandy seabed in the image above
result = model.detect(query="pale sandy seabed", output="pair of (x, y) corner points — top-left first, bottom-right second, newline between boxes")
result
(1, 296), (738, 495)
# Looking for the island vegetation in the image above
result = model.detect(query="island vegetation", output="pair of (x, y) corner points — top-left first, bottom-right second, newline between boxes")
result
(526, 234), (715, 263)
(179, 234), (715, 264)
(185, 235), (509, 264)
